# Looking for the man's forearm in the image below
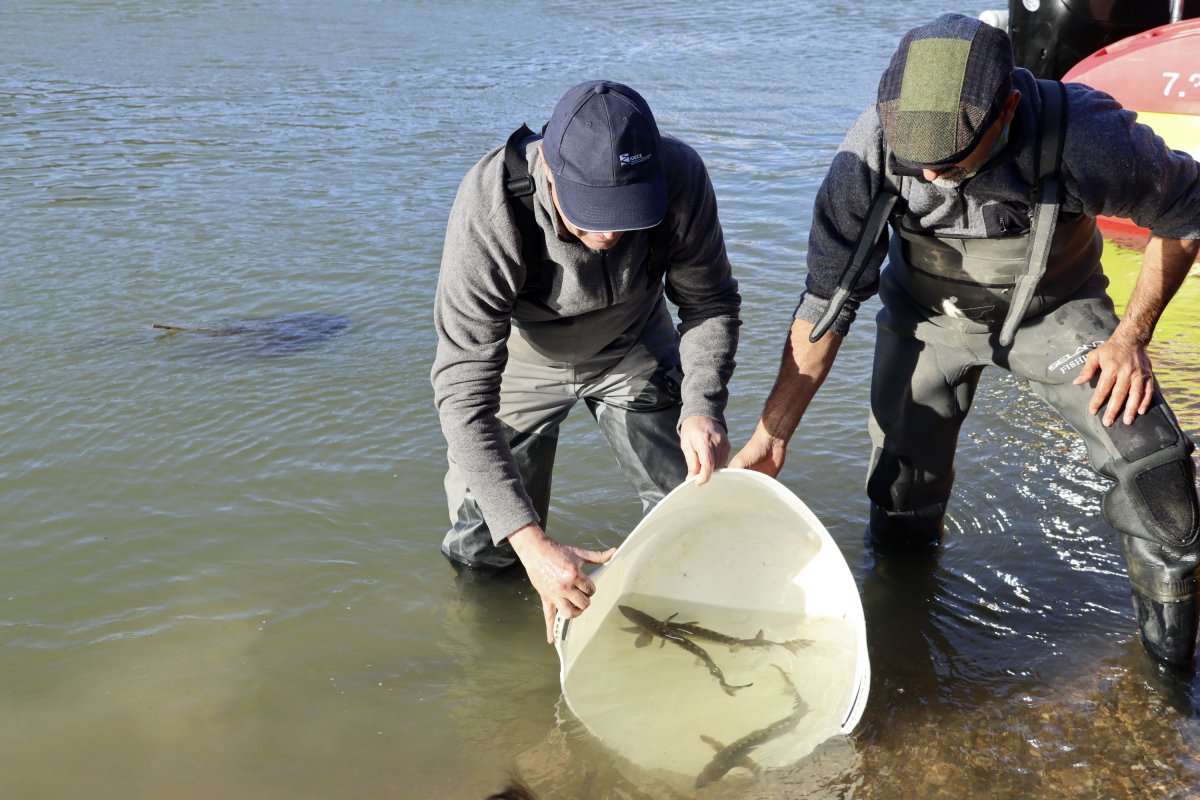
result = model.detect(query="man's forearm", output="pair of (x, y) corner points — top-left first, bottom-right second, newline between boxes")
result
(757, 318), (842, 444)
(677, 314), (740, 423)
(436, 401), (539, 541)
(1114, 236), (1200, 346)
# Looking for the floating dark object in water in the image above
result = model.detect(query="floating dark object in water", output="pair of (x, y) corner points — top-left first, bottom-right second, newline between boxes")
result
(152, 312), (351, 357)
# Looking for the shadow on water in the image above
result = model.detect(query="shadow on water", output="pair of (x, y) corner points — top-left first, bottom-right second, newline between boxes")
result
(150, 312), (352, 360)
(440, 568), (726, 800)
(835, 543), (1200, 800)
(435, 568), (567, 800)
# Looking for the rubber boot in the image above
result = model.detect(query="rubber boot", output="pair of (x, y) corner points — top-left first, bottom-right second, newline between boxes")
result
(1131, 589), (1199, 669)
(1120, 530), (1200, 669)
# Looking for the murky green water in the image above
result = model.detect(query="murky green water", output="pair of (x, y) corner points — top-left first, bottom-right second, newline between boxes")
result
(3, 1), (1198, 798)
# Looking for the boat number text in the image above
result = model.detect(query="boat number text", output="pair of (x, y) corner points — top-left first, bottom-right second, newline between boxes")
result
(1162, 72), (1200, 98)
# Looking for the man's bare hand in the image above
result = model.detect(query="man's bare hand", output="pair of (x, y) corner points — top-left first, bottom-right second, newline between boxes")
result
(729, 424), (788, 478)
(507, 524), (616, 643)
(1073, 235), (1196, 427)
(679, 415), (730, 485)
(1072, 333), (1155, 427)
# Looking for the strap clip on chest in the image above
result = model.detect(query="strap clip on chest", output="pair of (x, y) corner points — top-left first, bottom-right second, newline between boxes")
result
(809, 190), (899, 342)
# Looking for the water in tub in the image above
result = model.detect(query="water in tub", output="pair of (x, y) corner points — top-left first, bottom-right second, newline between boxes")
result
(561, 592), (860, 783)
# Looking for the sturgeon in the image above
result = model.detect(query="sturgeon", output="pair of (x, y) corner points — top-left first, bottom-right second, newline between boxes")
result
(694, 666), (809, 789)
(662, 617), (812, 654)
(152, 312), (351, 356)
(617, 605), (752, 696)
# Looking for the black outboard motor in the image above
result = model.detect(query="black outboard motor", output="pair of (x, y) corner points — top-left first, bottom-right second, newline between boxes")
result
(1007, 0), (1200, 79)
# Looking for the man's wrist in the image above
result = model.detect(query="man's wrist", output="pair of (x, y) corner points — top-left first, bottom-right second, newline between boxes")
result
(681, 414), (726, 431)
(1111, 321), (1152, 348)
(506, 522), (545, 555)
(753, 419), (790, 449)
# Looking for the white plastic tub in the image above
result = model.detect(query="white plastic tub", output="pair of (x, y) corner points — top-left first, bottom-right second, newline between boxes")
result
(554, 468), (869, 785)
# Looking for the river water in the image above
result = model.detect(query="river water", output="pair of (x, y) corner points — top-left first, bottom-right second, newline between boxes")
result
(3, 1), (1198, 798)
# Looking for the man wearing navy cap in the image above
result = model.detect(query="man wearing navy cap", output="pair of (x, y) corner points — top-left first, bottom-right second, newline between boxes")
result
(432, 81), (740, 640)
(733, 14), (1200, 667)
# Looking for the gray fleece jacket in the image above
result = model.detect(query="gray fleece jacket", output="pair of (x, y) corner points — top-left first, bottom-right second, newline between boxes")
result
(796, 68), (1200, 335)
(432, 134), (740, 539)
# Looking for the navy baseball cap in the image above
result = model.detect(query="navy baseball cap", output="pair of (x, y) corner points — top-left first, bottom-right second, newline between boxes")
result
(542, 80), (667, 232)
(877, 13), (1014, 169)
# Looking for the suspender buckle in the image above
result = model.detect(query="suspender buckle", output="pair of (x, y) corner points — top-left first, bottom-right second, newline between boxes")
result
(505, 174), (535, 198)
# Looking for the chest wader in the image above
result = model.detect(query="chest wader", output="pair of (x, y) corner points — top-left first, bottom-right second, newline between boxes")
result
(833, 82), (1199, 666)
(439, 127), (687, 572)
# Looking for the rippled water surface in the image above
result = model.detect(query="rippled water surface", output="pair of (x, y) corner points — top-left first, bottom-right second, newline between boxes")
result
(3, 2), (1199, 798)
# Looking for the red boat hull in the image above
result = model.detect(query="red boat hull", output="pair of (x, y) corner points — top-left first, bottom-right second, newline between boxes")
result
(1062, 19), (1200, 245)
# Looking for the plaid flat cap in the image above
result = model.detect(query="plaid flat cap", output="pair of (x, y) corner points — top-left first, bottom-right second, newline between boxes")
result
(877, 13), (1014, 168)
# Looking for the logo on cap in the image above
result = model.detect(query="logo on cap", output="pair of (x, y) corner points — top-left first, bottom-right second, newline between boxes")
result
(619, 152), (653, 166)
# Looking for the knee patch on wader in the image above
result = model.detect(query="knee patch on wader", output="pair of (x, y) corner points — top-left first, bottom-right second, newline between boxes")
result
(1100, 405), (1199, 552)
(1100, 405), (1199, 660)
(866, 447), (953, 548)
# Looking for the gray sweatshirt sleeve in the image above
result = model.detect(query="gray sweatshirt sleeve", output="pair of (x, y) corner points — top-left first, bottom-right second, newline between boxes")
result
(660, 138), (742, 427)
(431, 148), (540, 540)
(1061, 84), (1200, 240)
(794, 108), (891, 336)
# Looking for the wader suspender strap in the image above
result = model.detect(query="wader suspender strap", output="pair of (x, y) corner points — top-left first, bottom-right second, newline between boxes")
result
(998, 79), (1067, 346)
(503, 124), (544, 278)
(809, 186), (899, 342)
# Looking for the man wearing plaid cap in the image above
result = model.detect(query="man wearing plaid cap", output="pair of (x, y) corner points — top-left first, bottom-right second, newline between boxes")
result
(733, 13), (1200, 667)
